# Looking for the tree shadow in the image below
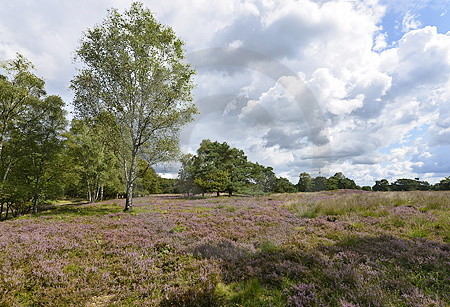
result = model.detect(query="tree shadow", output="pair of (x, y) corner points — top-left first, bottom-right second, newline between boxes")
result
(162, 235), (449, 306)
(37, 201), (123, 217)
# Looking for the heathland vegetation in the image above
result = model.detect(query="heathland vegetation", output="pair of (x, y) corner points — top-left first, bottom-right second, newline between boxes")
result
(0, 191), (448, 305)
(1, 3), (449, 306)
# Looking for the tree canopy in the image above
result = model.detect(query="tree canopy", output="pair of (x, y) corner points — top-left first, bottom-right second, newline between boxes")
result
(178, 140), (296, 196)
(0, 54), (67, 217)
(71, 2), (197, 211)
(191, 140), (250, 196)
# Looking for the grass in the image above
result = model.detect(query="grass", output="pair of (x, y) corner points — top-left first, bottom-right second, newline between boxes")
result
(36, 202), (123, 218)
(0, 191), (448, 306)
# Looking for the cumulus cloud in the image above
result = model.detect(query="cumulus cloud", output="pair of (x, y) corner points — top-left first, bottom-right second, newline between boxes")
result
(177, 0), (450, 185)
(1, 0), (449, 186)
(402, 11), (422, 32)
(382, 26), (450, 88)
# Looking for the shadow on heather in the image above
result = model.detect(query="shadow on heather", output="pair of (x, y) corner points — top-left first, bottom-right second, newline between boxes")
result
(37, 202), (123, 217)
(162, 235), (449, 306)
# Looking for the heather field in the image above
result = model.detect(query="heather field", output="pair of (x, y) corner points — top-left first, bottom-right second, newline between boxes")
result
(0, 191), (449, 306)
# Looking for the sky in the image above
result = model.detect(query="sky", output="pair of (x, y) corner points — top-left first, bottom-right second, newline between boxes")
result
(0, 0), (449, 186)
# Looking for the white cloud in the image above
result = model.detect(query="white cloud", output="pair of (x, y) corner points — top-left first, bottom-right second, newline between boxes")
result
(182, 1), (450, 185)
(1, 0), (449, 186)
(373, 32), (388, 51)
(402, 11), (422, 32)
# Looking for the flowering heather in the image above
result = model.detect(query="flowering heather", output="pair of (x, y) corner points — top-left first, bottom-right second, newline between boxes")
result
(0, 191), (448, 306)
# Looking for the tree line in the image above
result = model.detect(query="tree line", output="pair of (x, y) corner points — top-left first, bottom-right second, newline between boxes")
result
(371, 177), (450, 191)
(178, 139), (297, 196)
(1, 3), (196, 218)
(1, 3), (449, 220)
(298, 173), (450, 192)
(1, 54), (448, 220)
(177, 140), (450, 196)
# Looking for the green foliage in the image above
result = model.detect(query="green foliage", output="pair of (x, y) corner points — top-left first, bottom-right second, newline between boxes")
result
(134, 159), (162, 195)
(178, 153), (198, 195)
(191, 139), (251, 196)
(297, 172), (313, 192)
(159, 178), (180, 194)
(9, 95), (67, 212)
(64, 118), (122, 202)
(0, 54), (67, 216)
(180, 140), (297, 196)
(273, 177), (297, 193)
(312, 176), (328, 191)
(0, 54), (46, 156)
(297, 172), (359, 192)
(195, 169), (230, 196)
(391, 178), (430, 191)
(436, 176), (450, 190)
(373, 179), (390, 191)
(332, 172), (358, 189)
(326, 177), (339, 190)
(248, 163), (277, 193)
(71, 2), (197, 210)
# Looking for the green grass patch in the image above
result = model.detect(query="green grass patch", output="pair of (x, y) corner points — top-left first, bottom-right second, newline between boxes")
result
(36, 202), (123, 218)
(224, 205), (237, 213)
(409, 228), (431, 238)
(287, 194), (391, 218)
(420, 201), (449, 212)
(383, 215), (407, 228)
(259, 240), (279, 253)
(170, 224), (187, 233)
(361, 209), (389, 217)
(215, 279), (284, 306)
(180, 206), (214, 214)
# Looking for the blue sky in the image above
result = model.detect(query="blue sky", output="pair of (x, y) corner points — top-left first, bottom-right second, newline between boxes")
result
(0, 0), (449, 186)
(381, 0), (450, 44)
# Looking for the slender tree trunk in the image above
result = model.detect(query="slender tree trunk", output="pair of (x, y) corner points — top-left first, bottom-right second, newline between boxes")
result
(124, 181), (133, 211)
(0, 202), (3, 220)
(2, 161), (11, 183)
(5, 203), (9, 220)
(95, 185), (100, 202)
(32, 194), (39, 215)
(124, 150), (137, 212)
(100, 185), (104, 201)
(32, 172), (41, 214)
(0, 135), (4, 162)
(87, 180), (93, 203)
(216, 191), (220, 197)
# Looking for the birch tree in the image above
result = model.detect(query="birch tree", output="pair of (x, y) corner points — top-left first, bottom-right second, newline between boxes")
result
(10, 95), (67, 214)
(71, 2), (197, 211)
(0, 54), (45, 164)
